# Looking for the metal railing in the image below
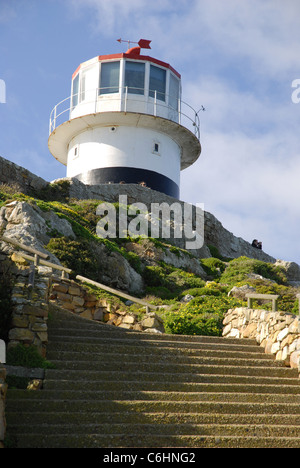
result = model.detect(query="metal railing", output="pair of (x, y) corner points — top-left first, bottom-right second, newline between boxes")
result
(49, 86), (202, 140)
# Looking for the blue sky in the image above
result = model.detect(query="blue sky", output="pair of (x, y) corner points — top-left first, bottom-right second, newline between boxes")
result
(1, 0), (300, 264)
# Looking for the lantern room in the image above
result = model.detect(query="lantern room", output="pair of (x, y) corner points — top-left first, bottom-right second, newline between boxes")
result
(48, 40), (201, 198)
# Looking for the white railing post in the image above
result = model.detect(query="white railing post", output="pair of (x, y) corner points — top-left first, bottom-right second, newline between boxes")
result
(124, 86), (128, 113)
(53, 105), (57, 130)
(95, 88), (98, 113)
(154, 90), (157, 117)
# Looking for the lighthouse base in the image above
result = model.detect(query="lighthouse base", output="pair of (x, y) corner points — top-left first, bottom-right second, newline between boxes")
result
(74, 167), (179, 199)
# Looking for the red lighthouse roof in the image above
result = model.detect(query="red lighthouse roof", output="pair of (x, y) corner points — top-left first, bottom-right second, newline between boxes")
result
(72, 39), (181, 79)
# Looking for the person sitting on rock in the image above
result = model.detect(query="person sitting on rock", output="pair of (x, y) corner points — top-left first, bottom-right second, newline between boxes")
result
(252, 239), (262, 249)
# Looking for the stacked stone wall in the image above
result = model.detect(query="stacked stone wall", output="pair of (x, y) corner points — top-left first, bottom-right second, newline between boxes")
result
(0, 365), (6, 448)
(223, 307), (300, 370)
(49, 276), (165, 333)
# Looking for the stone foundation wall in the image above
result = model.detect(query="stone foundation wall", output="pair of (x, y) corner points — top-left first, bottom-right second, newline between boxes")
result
(223, 307), (300, 370)
(0, 365), (7, 448)
(7, 260), (50, 357)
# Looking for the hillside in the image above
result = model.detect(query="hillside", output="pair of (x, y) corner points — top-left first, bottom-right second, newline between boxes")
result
(1, 176), (300, 339)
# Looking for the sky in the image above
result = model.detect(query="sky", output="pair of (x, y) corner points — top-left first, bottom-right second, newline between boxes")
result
(0, 0), (300, 264)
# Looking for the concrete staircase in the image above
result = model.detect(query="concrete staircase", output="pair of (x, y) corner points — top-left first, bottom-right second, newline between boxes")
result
(5, 307), (300, 448)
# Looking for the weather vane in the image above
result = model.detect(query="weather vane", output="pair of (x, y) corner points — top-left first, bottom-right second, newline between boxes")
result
(117, 38), (151, 51)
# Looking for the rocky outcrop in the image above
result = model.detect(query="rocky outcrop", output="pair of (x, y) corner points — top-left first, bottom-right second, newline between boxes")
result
(0, 200), (144, 295)
(124, 238), (207, 278)
(0, 155), (280, 263)
(51, 176), (277, 263)
(0, 200), (74, 264)
(0, 155), (47, 195)
(275, 260), (300, 287)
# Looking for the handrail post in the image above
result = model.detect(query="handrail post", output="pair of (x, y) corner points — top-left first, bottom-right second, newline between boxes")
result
(154, 90), (157, 117)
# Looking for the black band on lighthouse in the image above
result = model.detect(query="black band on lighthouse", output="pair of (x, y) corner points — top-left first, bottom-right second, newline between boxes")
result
(74, 167), (179, 198)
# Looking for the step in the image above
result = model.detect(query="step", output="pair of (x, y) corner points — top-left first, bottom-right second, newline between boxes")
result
(46, 336), (272, 355)
(48, 327), (264, 353)
(7, 421), (300, 438)
(7, 398), (300, 415)
(7, 410), (300, 427)
(42, 361), (299, 379)
(42, 368), (300, 386)
(45, 347), (278, 362)
(8, 432), (300, 448)
(48, 325), (252, 345)
(42, 379), (300, 394)
(7, 388), (300, 404)
(46, 355), (289, 372)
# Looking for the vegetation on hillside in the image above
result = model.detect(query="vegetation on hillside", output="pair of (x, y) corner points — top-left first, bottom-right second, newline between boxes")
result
(1, 182), (299, 338)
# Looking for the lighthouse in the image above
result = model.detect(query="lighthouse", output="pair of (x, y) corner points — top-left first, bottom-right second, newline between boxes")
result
(48, 40), (201, 199)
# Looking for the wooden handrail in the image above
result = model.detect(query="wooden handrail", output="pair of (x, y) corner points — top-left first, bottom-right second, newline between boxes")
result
(76, 275), (158, 311)
(0, 236), (71, 277)
(1, 235), (49, 259)
(19, 253), (72, 274)
(1, 235), (158, 312)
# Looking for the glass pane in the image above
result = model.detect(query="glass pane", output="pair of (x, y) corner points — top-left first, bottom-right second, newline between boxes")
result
(169, 74), (179, 110)
(99, 61), (120, 94)
(149, 65), (166, 101)
(80, 72), (86, 101)
(71, 74), (79, 108)
(125, 61), (145, 95)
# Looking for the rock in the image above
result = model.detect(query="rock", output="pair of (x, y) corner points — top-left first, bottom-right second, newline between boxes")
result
(241, 323), (257, 338)
(290, 350), (300, 369)
(180, 294), (194, 303)
(228, 284), (256, 300)
(8, 328), (34, 343)
(0, 201), (73, 264)
(27, 379), (43, 390)
(275, 260), (300, 286)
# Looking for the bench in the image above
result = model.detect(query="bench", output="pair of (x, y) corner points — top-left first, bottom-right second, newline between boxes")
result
(245, 293), (280, 312)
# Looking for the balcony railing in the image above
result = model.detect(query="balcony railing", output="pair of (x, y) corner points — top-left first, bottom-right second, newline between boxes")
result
(49, 87), (201, 140)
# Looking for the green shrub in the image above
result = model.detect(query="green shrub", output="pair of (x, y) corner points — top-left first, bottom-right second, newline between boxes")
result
(164, 295), (244, 336)
(201, 257), (227, 278)
(143, 263), (205, 296)
(220, 257), (287, 285)
(6, 344), (54, 369)
(47, 237), (100, 280)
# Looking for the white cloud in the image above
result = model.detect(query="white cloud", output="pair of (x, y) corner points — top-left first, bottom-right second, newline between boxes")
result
(63, 0), (300, 263)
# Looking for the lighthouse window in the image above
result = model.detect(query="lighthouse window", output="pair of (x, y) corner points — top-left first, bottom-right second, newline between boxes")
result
(149, 65), (166, 101)
(71, 74), (79, 108)
(169, 74), (180, 110)
(99, 61), (120, 95)
(125, 61), (145, 95)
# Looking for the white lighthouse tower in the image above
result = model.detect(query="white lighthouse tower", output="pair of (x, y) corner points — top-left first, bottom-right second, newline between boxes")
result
(48, 40), (201, 198)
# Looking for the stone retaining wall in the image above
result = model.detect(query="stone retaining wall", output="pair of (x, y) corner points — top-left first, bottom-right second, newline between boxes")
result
(8, 259), (50, 357)
(223, 307), (300, 370)
(0, 365), (6, 448)
(49, 276), (165, 333)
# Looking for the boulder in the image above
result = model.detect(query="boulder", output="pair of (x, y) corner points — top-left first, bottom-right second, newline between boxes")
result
(228, 284), (256, 300)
